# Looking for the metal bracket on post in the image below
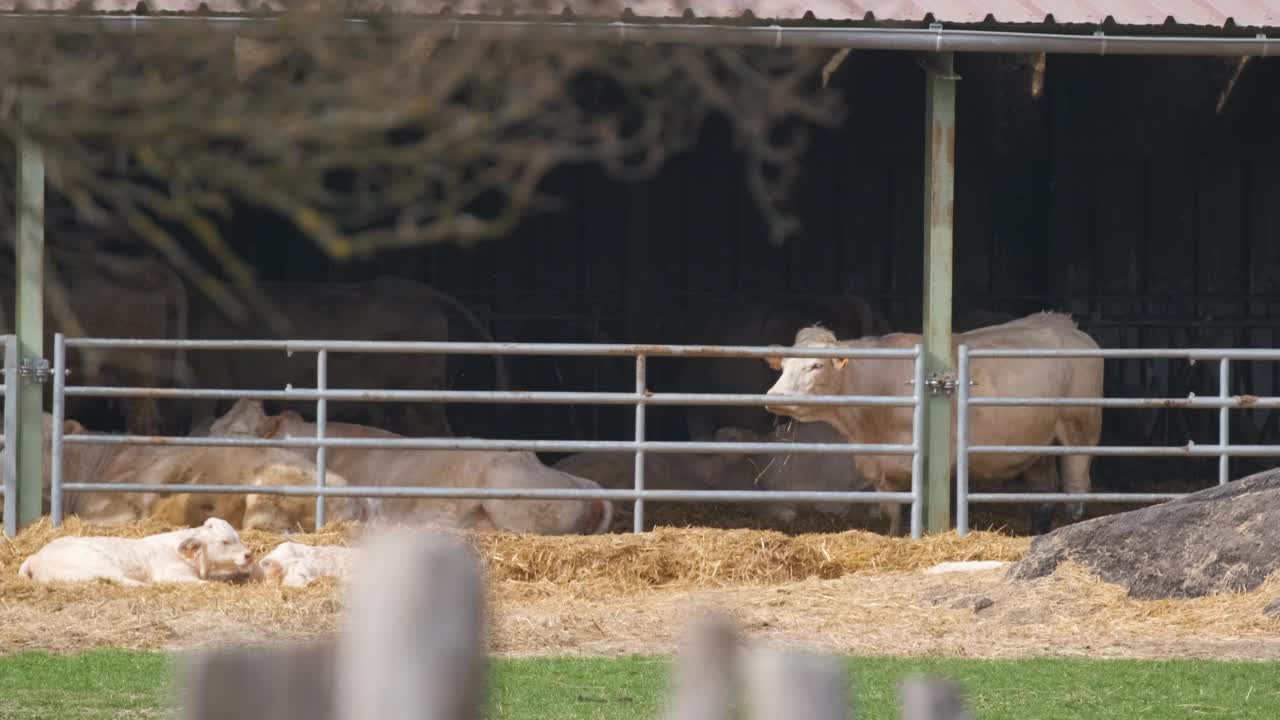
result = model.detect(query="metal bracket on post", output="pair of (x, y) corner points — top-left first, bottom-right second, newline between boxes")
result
(924, 371), (957, 396)
(18, 357), (51, 384)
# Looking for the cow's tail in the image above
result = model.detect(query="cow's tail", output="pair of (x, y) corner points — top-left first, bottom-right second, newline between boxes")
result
(18, 557), (33, 580)
(418, 284), (511, 393)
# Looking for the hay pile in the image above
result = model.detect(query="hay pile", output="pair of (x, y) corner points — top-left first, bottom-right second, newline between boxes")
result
(4, 519), (1277, 659)
(1, 518), (1028, 592)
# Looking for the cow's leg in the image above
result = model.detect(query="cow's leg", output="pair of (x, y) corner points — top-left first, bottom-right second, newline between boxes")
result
(1024, 456), (1060, 536)
(1056, 410), (1101, 525)
(884, 503), (903, 536)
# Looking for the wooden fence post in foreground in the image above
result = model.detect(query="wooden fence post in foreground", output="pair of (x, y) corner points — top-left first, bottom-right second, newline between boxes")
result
(176, 531), (976, 720)
(663, 613), (741, 720)
(899, 676), (973, 720)
(335, 529), (486, 720)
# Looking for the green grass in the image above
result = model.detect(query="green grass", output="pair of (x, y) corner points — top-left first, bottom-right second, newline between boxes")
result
(1, 650), (1279, 719)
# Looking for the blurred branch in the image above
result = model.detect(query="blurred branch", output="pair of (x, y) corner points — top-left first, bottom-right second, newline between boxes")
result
(0, 2), (841, 322)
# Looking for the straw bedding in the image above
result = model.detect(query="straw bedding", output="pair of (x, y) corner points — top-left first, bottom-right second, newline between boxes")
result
(2, 518), (1278, 660)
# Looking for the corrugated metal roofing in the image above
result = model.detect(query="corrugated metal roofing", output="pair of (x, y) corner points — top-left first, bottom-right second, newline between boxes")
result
(3, 0), (1279, 29)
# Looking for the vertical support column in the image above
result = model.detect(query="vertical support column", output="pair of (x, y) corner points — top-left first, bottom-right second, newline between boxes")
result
(633, 353), (646, 534)
(922, 53), (958, 534)
(1218, 357), (1230, 485)
(15, 90), (45, 530)
(3, 336), (16, 538)
(315, 349), (328, 528)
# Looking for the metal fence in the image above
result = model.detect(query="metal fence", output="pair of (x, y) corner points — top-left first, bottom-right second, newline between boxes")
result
(44, 334), (930, 537)
(954, 345), (1280, 536)
(0, 335), (13, 538)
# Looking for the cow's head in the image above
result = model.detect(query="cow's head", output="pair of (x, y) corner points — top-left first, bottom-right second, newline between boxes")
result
(252, 542), (302, 584)
(177, 517), (253, 579)
(764, 327), (847, 421)
(241, 471), (366, 534)
(208, 399), (271, 437)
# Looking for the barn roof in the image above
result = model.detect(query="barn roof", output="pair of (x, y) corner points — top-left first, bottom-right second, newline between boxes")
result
(2, 0), (1278, 31)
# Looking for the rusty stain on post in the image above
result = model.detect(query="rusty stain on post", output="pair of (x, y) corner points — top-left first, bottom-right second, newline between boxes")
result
(922, 52), (957, 535)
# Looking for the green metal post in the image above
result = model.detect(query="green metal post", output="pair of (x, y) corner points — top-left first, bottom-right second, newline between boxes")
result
(922, 54), (957, 534)
(15, 91), (45, 530)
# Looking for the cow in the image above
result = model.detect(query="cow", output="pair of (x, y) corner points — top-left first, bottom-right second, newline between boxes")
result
(253, 542), (354, 587)
(8, 413), (368, 533)
(551, 428), (757, 493)
(187, 275), (508, 438)
(205, 399), (613, 535)
(551, 422), (873, 525)
(655, 294), (892, 440)
(764, 312), (1103, 536)
(0, 248), (191, 435)
(17, 517), (253, 585)
(732, 420), (877, 524)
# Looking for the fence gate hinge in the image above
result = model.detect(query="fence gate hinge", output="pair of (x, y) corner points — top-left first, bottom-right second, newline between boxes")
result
(17, 357), (52, 384)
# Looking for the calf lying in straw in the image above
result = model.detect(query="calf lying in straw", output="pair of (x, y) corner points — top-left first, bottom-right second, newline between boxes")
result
(18, 517), (254, 586)
(252, 542), (355, 588)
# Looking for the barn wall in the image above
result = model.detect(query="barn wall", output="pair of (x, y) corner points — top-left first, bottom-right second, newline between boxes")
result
(347, 52), (1280, 488)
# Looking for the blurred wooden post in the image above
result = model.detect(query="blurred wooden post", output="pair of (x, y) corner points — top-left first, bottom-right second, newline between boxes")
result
(899, 676), (972, 720)
(743, 648), (850, 720)
(178, 641), (338, 720)
(336, 529), (487, 720)
(664, 613), (741, 720)
(174, 536), (978, 720)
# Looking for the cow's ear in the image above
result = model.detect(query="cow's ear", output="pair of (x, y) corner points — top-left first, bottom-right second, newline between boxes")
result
(177, 537), (204, 560)
(63, 419), (84, 435)
(832, 358), (849, 370)
(765, 345), (786, 370)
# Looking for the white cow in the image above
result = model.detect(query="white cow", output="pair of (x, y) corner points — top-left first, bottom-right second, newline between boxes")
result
(765, 312), (1104, 536)
(253, 542), (355, 587)
(17, 517), (253, 585)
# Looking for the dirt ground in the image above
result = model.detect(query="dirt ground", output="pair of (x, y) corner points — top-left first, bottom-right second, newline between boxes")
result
(3, 517), (1279, 661)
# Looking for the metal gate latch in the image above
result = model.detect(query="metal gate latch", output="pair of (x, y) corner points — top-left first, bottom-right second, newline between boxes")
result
(18, 357), (52, 383)
(924, 371), (958, 395)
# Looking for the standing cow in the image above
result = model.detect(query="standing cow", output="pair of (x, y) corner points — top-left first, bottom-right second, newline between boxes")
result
(655, 294), (892, 440)
(764, 312), (1103, 536)
(187, 275), (507, 438)
(0, 248), (191, 435)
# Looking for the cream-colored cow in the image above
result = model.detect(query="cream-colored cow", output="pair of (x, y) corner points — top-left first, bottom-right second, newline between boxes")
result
(18, 517), (252, 585)
(766, 312), (1103, 536)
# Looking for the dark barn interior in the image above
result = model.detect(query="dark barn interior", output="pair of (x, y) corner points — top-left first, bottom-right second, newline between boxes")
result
(26, 49), (1280, 529)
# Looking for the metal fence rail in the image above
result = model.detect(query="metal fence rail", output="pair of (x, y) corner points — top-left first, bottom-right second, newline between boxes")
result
(44, 335), (929, 537)
(955, 345), (1280, 536)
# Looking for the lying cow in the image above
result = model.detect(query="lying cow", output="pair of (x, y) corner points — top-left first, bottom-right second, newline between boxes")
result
(733, 420), (876, 524)
(552, 422), (873, 525)
(18, 517), (253, 585)
(207, 399), (612, 535)
(253, 542), (354, 587)
(765, 312), (1103, 536)
(13, 414), (368, 533)
(551, 428), (759, 493)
